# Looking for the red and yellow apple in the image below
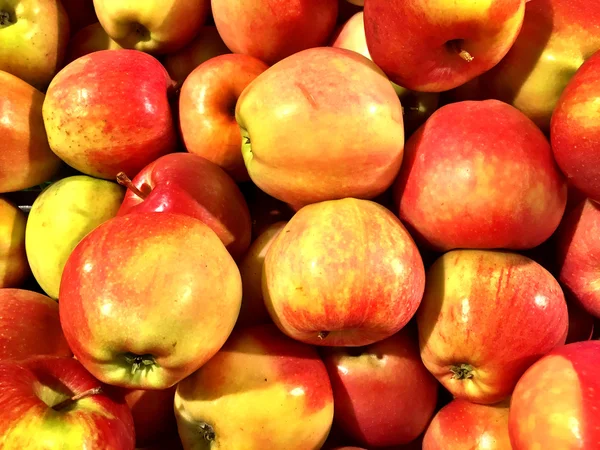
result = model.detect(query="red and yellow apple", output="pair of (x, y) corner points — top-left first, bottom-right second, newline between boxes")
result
(0, 289), (72, 360)
(0, 71), (63, 193)
(175, 324), (334, 450)
(0, 198), (30, 288)
(65, 22), (122, 64)
(179, 54), (269, 181)
(42, 50), (177, 180)
(263, 198), (425, 346)
(394, 100), (567, 252)
(363, 0), (526, 92)
(117, 153), (252, 261)
(212, 0), (338, 65)
(322, 326), (438, 447)
(509, 341), (600, 449)
(418, 249), (568, 404)
(59, 212), (242, 389)
(236, 47), (404, 209)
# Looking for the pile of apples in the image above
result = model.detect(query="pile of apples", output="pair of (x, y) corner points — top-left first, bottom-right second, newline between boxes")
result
(2, 0), (600, 448)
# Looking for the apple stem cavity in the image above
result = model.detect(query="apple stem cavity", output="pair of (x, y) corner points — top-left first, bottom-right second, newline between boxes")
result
(450, 363), (474, 380)
(446, 40), (474, 62)
(52, 386), (103, 411)
(124, 353), (157, 374)
(317, 331), (330, 340)
(0, 10), (14, 26)
(116, 172), (151, 200)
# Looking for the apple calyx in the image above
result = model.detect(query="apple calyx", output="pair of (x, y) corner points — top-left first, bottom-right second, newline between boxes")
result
(124, 353), (157, 375)
(450, 363), (474, 380)
(0, 10), (14, 26)
(317, 331), (330, 340)
(240, 128), (252, 155)
(199, 422), (216, 443)
(446, 40), (474, 62)
(53, 386), (103, 411)
(116, 172), (151, 200)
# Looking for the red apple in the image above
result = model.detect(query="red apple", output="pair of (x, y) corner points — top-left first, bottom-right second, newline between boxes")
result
(322, 325), (438, 447)
(551, 50), (600, 202)
(116, 152), (252, 261)
(363, 0), (526, 92)
(509, 341), (600, 449)
(237, 221), (287, 328)
(394, 100), (567, 252)
(59, 212), (242, 389)
(418, 249), (568, 404)
(0, 289), (72, 360)
(174, 324), (334, 449)
(263, 198), (425, 347)
(0, 198), (30, 288)
(42, 49), (177, 180)
(236, 47), (405, 210)
(566, 294), (595, 344)
(0, 71), (63, 193)
(423, 398), (511, 449)
(179, 54), (269, 182)
(0, 355), (135, 449)
(65, 22), (123, 64)
(555, 199), (600, 318)
(212, 0), (338, 65)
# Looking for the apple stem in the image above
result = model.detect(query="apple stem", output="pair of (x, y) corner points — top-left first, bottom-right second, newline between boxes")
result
(116, 172), (150, 200)
(317, 331), (330, 340)
(447, 40), (474, 62)
(450, 363), (474, 380)
(52, 386), (103, 411)
(458, 49), (474, 62)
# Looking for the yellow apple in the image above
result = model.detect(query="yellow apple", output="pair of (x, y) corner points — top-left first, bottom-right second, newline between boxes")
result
(65, 22), (122, 64)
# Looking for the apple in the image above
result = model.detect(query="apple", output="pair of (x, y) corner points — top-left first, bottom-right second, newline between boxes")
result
(551, 50), (600, 202)
(0, 71), (63, 194)
(93, 0), (210, 54)
(555, 199), (600, 319)
(116, 152), (252, 261)
(337, 0), (362, 24)
(163, 26), (231, 89)
(0, 197), (30, 288)
(566, 294), (595, 344)
(0, 0), (70, 90)
(212, 0), (338, 65)
(61, 0), (98, 34)
(237, 221), (287, 328)
(0, 356), (135, 448)
(263, 198), (425, 347)
(0, 289), (72, 360)
(59, 212), (243, 389)
(479, 0), (600, 131)
(363, 0), (526, 92)
(175, 324), (334, 450)
(236, 47), (404, 210)
(43, 49), (178, 181)
(418, 249), (568, 404)
(179, 54), (269, 182)
(321, 325), (438, 447)
(394, 100), (567, 252)
(423, 398), (511, 449)
(509, 340), (600, 449)
(65, 22), (123, 64)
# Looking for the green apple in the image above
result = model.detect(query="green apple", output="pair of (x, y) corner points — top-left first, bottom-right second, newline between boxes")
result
(25, 175), (125, 299)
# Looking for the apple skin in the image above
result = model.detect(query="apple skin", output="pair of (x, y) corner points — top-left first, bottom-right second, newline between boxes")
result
(163, 26), (231, 89)
(93, 0), (210, 54)
(394, 100), (567, 252)
(58, 212), (242, 390)
(237, 47), (404, 210)
(418, 249), (569, 404)
(509, 341), (600, 449)
(175, 324), (334, 450)
(0, 197), (30, 289)
(0, 71), (63, 194)
(117, 153), (252, 261)
(179, 54), (269, 182)
(212, 0), (338, 65)
(0, 289), (72, 361)
(555, 199), (600, 319)
(263, 198), (425, 347)
(551, 50), (600, 202)
(363, 0), (525, 92)
(65, 22), (123, 64)
(0, 356), (135, 449)
(331, 12), (440, 136)
(0, 0), (70, 90)
(25, 175), (125, 300)
(321, 325), (438, 447)
(237, 221), (287, 328)
(43, 49), (177, 180)
(479, 0), (600, 132)
(423, 398), (511, 450)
